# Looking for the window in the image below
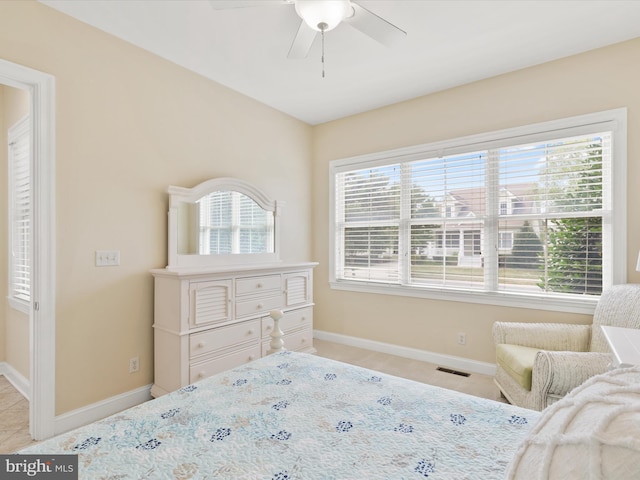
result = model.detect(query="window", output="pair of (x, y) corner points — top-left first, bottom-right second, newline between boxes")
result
(498, 232), (513, 250)
(330, 109), (627, 313)
(7, 117), (30, 313)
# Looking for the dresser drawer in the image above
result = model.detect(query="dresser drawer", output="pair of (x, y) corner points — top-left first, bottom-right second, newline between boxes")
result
(190, 345), (261, 383)
(235, 293), (284, 318)
(262, 327), (313, 356)
(235, 275), (281, 296)
(262, 307), (313, 336)
(190, 320), (260, 359)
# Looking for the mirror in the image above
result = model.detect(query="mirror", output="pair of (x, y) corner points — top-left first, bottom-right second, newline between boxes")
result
(176, 191), (274, 255)
(166, 178), (281, 269)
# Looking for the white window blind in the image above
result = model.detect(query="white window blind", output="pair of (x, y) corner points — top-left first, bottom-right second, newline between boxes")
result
(8, 117), (31, 309)
(336, 164), (401, 282)
(330, 109), (625, 312)
(495, 133), (609, 295)
(408, 150), (485, 289)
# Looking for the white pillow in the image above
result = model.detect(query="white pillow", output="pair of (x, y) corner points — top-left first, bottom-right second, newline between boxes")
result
(506, 367), (640, 479)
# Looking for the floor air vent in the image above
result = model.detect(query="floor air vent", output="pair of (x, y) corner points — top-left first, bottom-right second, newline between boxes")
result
(436, 367), (470, 377)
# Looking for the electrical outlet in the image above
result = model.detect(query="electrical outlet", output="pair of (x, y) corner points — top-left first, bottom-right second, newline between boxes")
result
(129, 356), (139, 373)
(457, 333), (467, 345)
(96, 250), (120, 267)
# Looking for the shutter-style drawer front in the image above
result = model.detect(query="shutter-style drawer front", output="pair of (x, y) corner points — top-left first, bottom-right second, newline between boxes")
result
(190, 280), (232, 327)
(235, 293), (284, 318)
(189, 345), (260, 383)
(190, 319), (260, 359)
(262, 307), (313, 337)
(285, 272), (309, 306)
(235, 275), (281, 296)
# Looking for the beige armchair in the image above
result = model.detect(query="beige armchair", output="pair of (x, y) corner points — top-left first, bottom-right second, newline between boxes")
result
(493, 284), (640, 411)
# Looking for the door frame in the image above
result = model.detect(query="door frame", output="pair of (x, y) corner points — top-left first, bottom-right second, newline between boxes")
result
(0, 58), (56, 440)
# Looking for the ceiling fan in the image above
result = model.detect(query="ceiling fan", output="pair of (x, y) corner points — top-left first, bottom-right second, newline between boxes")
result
(209, 0), (406, 60)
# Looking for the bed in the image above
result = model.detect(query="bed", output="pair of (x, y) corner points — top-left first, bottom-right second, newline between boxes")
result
(19, 350), (539, 479)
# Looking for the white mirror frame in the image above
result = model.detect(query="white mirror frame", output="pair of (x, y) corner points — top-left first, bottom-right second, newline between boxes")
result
(166, 177), (282, 270)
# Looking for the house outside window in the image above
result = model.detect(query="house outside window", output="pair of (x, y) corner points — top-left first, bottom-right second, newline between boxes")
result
(498, 232), (513, 250)
(330, 109), (626, 313)
(464, 231), (481, 257)
(7, 116), (30, 313)
(436, 232), (460, 249)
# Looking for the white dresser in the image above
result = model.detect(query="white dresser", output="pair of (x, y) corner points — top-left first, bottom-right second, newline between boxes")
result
(150, 262), (317, 397)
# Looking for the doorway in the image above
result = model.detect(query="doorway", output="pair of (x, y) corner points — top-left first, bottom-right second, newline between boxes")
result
(0, 58), (55, 441)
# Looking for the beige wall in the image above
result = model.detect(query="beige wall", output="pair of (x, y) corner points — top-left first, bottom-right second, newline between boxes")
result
(0, 1), (313, 414)
(312, 37), (640, 365)
(1, 85), (30, 379)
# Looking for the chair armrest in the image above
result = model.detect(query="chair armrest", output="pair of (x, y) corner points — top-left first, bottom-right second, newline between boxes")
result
(492, 322), (591, 351)
(534, 351), (612, 400)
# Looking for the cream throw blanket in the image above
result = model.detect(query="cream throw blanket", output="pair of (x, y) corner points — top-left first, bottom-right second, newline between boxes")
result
(507, 367), (640, 479)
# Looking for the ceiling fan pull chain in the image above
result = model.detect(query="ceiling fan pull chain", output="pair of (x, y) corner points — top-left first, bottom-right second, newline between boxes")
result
(320, 22), (327, 78)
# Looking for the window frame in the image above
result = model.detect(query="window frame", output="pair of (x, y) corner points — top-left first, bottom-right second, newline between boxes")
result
(329, 109), (627, 314)
(7, 115), (31, 314)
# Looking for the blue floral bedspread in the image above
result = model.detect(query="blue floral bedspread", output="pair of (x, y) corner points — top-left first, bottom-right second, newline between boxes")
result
(20, 351), (538, 479)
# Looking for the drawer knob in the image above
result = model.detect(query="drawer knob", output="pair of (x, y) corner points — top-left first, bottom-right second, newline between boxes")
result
(266, 325), (272, 331)
(257, 283), (263, 288)
(301, 338), (306, 343)
(248, 329), (254, 335)
(257, 303), (263, 309)
(198, 342), (206, 348)
(248, 355), (255, 361)
(301, 316), (306, 321)
(198, 372), (205, 378)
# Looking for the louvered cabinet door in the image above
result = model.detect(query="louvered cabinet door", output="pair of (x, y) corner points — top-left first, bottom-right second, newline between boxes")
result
(284, 271), (311, 307)
(189, 280), (232, 327)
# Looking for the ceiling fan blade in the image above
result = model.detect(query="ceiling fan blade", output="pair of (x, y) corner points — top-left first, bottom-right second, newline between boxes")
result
(209, 0), (290, 10)
(287, 20), (317, 59)
(345, 2), (406, 47)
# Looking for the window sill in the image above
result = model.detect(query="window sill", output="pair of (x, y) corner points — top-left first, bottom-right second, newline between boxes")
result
(329, 280), (599, 315)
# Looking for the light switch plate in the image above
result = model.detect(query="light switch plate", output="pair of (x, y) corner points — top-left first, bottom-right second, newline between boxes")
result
(95, 250), (120, 267)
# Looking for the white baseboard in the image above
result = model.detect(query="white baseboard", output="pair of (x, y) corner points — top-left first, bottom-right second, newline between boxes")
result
(313, 330), (497, 376)
(54, 384), (152, 436)
(0, 362), (30, 400)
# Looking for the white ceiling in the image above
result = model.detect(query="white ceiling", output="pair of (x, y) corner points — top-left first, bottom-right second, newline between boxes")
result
(40, 0), (640, 125)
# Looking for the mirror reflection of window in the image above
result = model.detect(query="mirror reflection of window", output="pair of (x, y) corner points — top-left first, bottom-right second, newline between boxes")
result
(197, 191), (274, 255)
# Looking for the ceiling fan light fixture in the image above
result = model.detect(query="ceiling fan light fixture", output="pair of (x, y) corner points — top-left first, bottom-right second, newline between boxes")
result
(294, 0), (352, 32)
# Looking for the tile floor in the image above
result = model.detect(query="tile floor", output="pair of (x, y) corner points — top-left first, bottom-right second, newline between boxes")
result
(0, 375), (35, 453)
(0, 338), (504, 453)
